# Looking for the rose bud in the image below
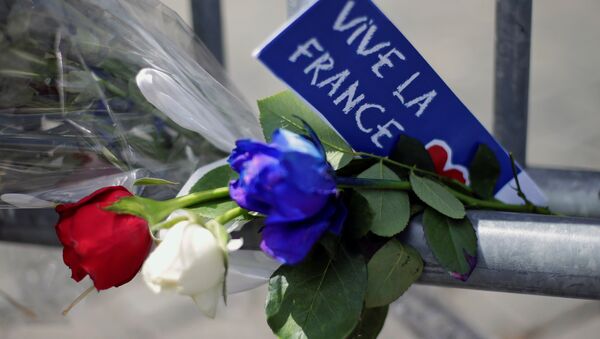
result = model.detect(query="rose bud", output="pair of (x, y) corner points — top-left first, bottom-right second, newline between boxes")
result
(141, 216), (241, 318)
(55, 186), (152, 290)
(228, 129), (346, 265)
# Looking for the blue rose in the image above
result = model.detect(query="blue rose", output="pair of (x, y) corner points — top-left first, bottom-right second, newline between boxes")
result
(228, 129), (346, 264)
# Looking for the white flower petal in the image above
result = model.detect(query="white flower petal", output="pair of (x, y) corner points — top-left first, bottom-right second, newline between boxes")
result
(177, 226), (225, 295)
(142, 221), (188, 289)
(227, 238), (244, 252)
(192, 283), (222, 319)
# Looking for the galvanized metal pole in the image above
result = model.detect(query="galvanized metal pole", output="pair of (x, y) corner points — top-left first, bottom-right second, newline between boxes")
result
(402, 211), (600, 299)
(191, 0), (224, 65)
(528, 167), (600, 218)
(493, 0), (533, 165)
(228, 210), (600, 299)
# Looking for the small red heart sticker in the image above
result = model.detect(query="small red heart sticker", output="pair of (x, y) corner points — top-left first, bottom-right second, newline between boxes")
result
(426, 140), (470, 185)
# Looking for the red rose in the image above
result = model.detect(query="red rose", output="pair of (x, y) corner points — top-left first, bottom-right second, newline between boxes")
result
(55, 186), (152, 290)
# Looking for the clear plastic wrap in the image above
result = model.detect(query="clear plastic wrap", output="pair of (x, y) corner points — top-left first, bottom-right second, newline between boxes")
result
(0, 0), (274, 304)
(0, 0), (262, 207)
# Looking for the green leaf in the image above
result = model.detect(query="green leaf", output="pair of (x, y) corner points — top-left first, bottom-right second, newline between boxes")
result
(266, 246), (367, 339)
(348, 306), (389, 339)
(326, 150), (353, 170)
(188, 166), (252, 223)
(423, 208), (478, 279)
(134, 177), (178, 186)
(409, 173), (465, 219)
(335, 158), (378, 177)
(258, 90), (353, 169)
(365, 239), (423, 308)
(389, 135), (435, 172)
(358, 162), (410, 237)
(319, 233), (340, 258)
(345, 192), (375, 239)
(469, 143), (501, 199)
(191, 199), (239, 219)
(105, 196), (164, 225)
(190, 165), (237, 193)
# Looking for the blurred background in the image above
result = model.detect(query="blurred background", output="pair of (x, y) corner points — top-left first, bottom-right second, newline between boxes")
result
(1, 0), (599, 338)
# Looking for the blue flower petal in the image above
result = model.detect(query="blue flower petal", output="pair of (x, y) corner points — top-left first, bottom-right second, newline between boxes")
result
(229, 180), (270, 215)
(263, 195), (347, 263)
(326, 198), (347, 236)
(280, 151), (335, 193)
(296, 117), (327, 157)
(260, 219), (330, 265)
(227, 128), (348, 265)
(272, 129), (321, 159)
(228, 139), (279, 172)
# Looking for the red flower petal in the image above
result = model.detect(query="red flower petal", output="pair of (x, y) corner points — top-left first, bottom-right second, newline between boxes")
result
(55, 186), (152, 290)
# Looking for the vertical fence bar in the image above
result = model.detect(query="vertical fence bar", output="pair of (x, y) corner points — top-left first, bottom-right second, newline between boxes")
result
(287, 0), (313, 17)
(191, 0), (224, 65)
(493, 0), (533, 165)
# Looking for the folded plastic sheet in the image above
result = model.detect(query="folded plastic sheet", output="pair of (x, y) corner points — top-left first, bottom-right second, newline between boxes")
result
(0, 0), (273, 303)
(0, 0), (261, 207)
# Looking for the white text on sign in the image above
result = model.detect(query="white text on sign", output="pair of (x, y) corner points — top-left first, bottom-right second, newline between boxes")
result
(288, 1), (437, 149)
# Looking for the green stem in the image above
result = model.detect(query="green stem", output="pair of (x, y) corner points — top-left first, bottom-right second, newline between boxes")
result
(337, 177), (411, 190)
(163, 187), (230, 212)
(215, 207), (245, 225)
(338, 177), (553, 215)
(148, 187), (231, 224)
(99, 79), (127, 97)
(345, 151), (474, 193)
(150, 207), (244, 235)
(150, 216), (187, 233)
(451, 190), (551, 214)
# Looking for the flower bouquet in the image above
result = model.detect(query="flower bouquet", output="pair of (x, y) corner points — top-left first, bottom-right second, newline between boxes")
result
(51, 89), (551, 338)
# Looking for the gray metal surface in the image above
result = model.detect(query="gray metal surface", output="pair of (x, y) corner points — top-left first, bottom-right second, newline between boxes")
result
(192, 0), (224, 65)
(529, 167), (600, 218)
(287, 0), (313, 17)
(493, 0), (533, 165)
(402, 211), (600, 299)
(0, 209), (58, 246)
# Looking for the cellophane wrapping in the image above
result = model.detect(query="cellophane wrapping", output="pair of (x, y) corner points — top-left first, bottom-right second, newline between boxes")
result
(0, 0), (271, 324)
(0, 0), (261, 207)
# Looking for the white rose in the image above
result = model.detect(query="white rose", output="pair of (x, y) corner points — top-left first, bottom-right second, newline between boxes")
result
(142, 217), (240, 318)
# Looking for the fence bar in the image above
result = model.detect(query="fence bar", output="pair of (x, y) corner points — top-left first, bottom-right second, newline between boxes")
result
(0, 209), (58, 246)
(493, 0), (533, 165)
(191, 0), (224, 65)
(529, 167), (600, 218)
(287, 0), (313, 17)
(402, 211), (600, 299)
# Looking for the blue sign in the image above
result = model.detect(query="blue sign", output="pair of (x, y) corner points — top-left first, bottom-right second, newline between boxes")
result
(255, 0), (545, 205)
